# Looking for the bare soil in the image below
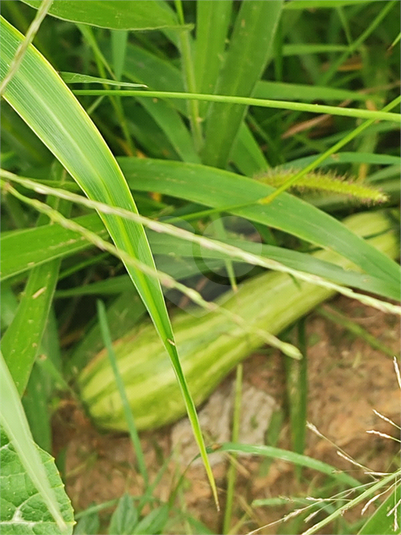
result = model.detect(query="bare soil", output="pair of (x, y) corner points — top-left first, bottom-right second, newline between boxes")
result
(53, 295), (400, 534)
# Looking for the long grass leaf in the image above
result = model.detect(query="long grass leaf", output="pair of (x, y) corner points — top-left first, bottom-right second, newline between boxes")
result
(0, 192), (69, 395)
(0, 17), (219, 506)
(194, 0), (232, 119)
(2, 173), (399, 314)
(201, 0), (283, 168)
(118, 158), (401, 288)
(73, 88), (401, 123)
(22, 0), (180, 31)
(97, 300), (148, 486)
(4, 210), (398, 301)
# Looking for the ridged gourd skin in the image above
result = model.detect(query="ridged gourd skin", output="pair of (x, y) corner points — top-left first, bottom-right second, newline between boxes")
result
(78, 211), (399, 432)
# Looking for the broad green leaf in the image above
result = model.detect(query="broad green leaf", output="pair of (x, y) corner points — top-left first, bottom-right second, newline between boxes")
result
(202, 0), (283, 168)
(358, 483), (401, 534)
(0, 428), (74, 535)
(119, 158), (401, 288)
(0, 354), (74, 534)
(0, 17), (218, 505)
(22, 0), (180, 31)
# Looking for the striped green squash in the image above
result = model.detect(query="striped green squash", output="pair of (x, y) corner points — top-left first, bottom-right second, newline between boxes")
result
(78, 210), (399, 431)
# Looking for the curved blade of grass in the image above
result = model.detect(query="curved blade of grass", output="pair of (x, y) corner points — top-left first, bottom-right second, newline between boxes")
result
(118, 158), (401, 288)
(302, 470), (400, 535)
(174, 0), (202, 151)
(358, 481), (400, 535)
(2, 173), (400, 314)
(1, 168), (400, 299)
(3, 180), (302, 360)
(0, 0), (53, 95)
(0, 17), (219, 507)
(2, 208), (399, 302)
(0, 352), (71, 532)
(209, 442), (361, 488)
(201, 0), (283, 168)
(22, 0), (180, 31)
(3, 166), (399, 301)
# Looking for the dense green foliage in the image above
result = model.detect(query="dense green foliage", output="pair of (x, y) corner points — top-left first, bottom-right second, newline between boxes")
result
(0, 1), (400, 533)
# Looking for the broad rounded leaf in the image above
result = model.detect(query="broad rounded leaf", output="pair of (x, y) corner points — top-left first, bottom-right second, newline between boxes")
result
(0, 428), (74, 535)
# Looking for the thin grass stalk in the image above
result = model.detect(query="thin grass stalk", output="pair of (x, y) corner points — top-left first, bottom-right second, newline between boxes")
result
(223, 364), (243, 534)
(72, 89), (401, 123)
(97, 300), (149, 487)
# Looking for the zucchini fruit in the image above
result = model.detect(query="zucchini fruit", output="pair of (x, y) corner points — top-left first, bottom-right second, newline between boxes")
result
(78, 210), (399, 432)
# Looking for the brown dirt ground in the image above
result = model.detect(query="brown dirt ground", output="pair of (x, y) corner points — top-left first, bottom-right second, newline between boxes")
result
(53, 295), (400, 534)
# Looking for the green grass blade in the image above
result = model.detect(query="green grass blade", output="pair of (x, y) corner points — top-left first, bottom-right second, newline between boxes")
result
(111, 29), (128, 81)
(357, 481), (400, 535)
(3, 172), (399, 314)
(194, 0), (232, 119)
(285, 318), (308, 479)
(223, 364), (243, 534)
(73, 88), (401, 124)
(201, 0), (283, 168)
(61, 72), (145, 88)
(97, 300), (149, 487)
(118, 158), (401, 289)
(253, 80), (372, 102)
(232, 123), (270, 176)
(0, 0), (53, 95)
(284, 0), (374, 9)
(210, 442), (361, 488)
(0, 196), (67, 395)
(22, 0), (180, 31)
(0, 16), (219, 506)
(174, 0), (202, 151)
(3, 207), (399, 303)
(302, 470), (400, 535)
